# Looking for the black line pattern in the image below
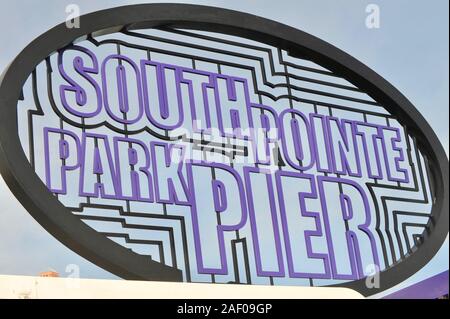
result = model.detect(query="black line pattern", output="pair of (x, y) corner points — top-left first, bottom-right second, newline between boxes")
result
(16, 26), (433, 286)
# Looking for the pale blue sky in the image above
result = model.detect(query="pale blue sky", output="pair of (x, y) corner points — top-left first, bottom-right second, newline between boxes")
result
(0, 0), (448, 296)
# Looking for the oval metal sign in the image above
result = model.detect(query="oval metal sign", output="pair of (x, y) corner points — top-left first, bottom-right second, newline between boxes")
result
(0, 4), (448, 296)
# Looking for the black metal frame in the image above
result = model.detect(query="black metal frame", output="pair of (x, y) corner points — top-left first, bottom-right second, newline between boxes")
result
(0, 4), (447, 296)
